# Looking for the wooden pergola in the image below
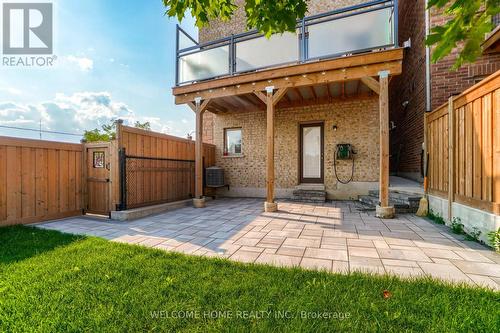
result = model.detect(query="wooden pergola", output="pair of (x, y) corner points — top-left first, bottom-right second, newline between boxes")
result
(173, 48), (404, 217)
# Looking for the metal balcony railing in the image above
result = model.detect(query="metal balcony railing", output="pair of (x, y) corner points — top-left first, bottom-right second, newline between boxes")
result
(175, 0), (398, 86)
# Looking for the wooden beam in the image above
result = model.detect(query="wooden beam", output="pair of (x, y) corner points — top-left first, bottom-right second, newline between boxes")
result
(272, 87), (288, 105)
(173, 48), (404, 96)
(378, 71), (391, 215)
(174, 60), (403, 104)
(187, 98), (211, 112)
(361, 76), (380, 94)
(254, 91), (267, 104)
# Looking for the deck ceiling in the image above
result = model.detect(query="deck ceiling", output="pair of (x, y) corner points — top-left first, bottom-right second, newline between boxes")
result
(172, 48), (404, 107)
(206, 79), (376, 114)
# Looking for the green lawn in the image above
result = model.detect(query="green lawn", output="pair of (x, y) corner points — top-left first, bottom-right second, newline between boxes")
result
(0, 226), (499, 332)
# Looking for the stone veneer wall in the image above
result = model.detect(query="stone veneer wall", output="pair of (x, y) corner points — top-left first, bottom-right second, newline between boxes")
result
(211, 98), (380, 199)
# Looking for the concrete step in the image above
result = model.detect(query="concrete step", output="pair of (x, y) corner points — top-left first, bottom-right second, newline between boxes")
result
(291, 189), (326, 203)
(368, 190), (421, 208)
(358, 192), (421, 214)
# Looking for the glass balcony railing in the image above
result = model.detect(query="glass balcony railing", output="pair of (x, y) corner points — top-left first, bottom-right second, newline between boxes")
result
(175, 0), (398, 85)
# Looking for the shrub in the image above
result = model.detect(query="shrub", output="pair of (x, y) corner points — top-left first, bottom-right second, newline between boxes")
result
(427, 210), (445, 225)
(487, 228), (500, 252)
(451, 217), (464, 235)
(464, 227), (481, 242)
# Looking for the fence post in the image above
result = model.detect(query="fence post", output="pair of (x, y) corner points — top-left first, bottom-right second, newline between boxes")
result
(448, 96), (455, 222)
(119, 147), (127, 211)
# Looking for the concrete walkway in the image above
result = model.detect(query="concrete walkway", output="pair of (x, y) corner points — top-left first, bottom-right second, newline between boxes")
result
(34, 198), (500, 290)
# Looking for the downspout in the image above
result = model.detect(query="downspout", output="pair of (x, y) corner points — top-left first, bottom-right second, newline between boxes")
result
(425, 2), (431, 113)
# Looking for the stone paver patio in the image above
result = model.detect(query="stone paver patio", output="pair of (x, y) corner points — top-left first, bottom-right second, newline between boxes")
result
(34, 198), (500, 290)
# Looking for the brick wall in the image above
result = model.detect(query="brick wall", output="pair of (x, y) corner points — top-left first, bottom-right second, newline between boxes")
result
(388, 0), (426, 181)
(429, 8), (500, 109)
(202, 112), (214, 144)
(199, 0), (366, 43)
(210, 98), (380, 199)
(389, 1), (500, 181)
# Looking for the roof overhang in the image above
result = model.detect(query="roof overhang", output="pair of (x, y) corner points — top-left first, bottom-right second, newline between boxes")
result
(482, 25), (500, 54)
(172, 48), (404, 105)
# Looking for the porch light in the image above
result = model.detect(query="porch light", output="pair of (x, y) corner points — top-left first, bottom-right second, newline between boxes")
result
(333, 125), (338, 131)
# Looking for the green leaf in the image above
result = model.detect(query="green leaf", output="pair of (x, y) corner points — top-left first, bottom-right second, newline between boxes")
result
(426, 0), (499, 70)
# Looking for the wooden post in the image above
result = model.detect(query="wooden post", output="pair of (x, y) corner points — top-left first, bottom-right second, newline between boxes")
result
(195, 99), (204, 202)
(188, 97), (211, 208)
(115, 119), (123, 148)
(254, 87), (287, 212)
(265, 86), (277, 212)
(448, 96), (455, 221)
(376, 70), (394, 218)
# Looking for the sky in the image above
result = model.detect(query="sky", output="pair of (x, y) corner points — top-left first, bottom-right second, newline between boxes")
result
(0, 0), (199, 142)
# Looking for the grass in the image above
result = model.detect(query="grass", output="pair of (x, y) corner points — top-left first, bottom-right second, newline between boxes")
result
(1, 226), (499, 332)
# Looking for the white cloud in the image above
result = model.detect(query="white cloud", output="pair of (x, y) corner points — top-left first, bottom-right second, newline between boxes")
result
(0, 92), (177, 136)
(0, 87), (22, 96)
(66, 56), (94, 72)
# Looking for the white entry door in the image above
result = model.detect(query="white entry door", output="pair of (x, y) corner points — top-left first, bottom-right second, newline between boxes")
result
(300, 123), (324, 183)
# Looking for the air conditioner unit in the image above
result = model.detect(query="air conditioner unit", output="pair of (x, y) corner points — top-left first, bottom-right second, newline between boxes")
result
(206, 166), (224, 187)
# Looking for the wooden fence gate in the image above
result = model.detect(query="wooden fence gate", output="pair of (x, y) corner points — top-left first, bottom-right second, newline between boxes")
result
(84, 142), (116, 216)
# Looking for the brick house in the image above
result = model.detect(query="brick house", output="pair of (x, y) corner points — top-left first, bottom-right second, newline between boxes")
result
(172, 0), (402, 217)
(390, 1), (500, 181)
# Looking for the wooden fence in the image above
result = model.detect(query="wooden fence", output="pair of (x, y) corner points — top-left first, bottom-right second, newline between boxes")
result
(0, 127), (216, 226)
(117, 124), (216, 209)
(425, 70), (500, 215)
(0, 137), (83, 226)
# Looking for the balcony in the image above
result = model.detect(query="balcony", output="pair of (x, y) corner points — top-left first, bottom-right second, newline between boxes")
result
(175, 0), (398, 86)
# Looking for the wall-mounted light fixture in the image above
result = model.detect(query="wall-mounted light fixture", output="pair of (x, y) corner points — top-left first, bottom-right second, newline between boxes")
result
(333, 125), (338, 132)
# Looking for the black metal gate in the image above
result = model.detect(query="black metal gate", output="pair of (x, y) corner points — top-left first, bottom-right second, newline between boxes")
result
(118, 148), (195, 210)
